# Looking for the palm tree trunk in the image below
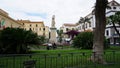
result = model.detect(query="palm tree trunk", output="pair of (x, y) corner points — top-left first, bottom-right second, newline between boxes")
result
(91, 0), (108, 64)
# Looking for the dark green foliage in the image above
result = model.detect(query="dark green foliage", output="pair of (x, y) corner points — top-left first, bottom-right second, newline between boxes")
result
(0, 27), (40, 54)
(72, 32), (109, 49)
(73, 32), (93, 49)
(104, 38), (110, 49)
(57, 30), (63, 43)
(38, 36), (46, 44)
(109, 11), (120, 25)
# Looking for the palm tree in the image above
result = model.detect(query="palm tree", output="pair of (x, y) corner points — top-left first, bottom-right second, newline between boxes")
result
(79, 17), (90, 31)
(91, 0), (108, 64)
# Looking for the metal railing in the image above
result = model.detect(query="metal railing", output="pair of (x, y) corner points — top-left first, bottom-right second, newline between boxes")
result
(0, 51), (120, 68)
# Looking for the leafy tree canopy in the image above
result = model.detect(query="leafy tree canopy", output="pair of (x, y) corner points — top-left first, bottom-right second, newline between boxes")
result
(0, 27), (40, 54)
(72, 32), (109, 49)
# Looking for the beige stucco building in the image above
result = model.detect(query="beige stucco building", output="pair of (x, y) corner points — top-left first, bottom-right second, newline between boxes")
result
(0, 9), (23, 30)
(0, 8), (49, 39)
(60, 23), (77, 42)
(60, 23), (77, 33)
(17, 20), (49, 39)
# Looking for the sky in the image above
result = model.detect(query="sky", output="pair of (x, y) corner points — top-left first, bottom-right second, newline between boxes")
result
(0, 0), (119, 29)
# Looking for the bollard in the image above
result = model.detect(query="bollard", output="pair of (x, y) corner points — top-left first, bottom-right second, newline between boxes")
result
(23, 60), (36, 68)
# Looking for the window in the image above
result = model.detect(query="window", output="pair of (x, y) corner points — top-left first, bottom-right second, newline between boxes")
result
(79, 26), (81, 30)
(23, 23), (24, 25)
(30, 24), (32, 27)
(85, 24), (87, 28)
(82, 25), (84, 29)
(108, 7), (111, 9)
(112, 3), (115, 5)
(43, 28), (45, 31)
(43, 32), (45, 36)
(89, 22), (91, 27)
(113, 7), (116, 9)
(66, 28), (69, 31)
(36, 24), (38, 27)
(29, 28), (32, 31)
(39, 28), (41, 31)
(106, 30), (109, 36)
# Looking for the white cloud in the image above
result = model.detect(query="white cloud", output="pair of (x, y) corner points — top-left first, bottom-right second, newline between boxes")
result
(0, 0), (119, 28)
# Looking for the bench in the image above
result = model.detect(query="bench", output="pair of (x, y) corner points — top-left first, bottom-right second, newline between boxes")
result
(23, 60), (36, 68)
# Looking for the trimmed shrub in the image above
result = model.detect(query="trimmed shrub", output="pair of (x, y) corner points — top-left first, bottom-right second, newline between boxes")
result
(72, 32), (93, 49)
(72, 32), (109, 49)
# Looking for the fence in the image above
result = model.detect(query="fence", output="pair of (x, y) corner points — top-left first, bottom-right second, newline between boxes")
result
(0, 51), (120, 68)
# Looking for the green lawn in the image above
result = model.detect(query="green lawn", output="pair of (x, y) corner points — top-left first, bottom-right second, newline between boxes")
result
(0, 46), (120, 68)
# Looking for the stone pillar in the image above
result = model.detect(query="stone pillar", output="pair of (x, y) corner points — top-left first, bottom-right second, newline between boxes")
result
(50, 27), (57, 43)
(49, 15), (57, 43)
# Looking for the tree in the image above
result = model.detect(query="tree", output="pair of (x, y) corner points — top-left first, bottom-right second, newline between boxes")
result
(72, 32), (109, 49)
(79, 17), (90, 31)
(107, 11), (120, 37)
(38, 36), (46, 44)
(73, 32), (93, 49)
(91, 0), (108, 64)
(65, 30), (79, 40)
(57, 30), (63, 43)
(0, 27), (40, 54)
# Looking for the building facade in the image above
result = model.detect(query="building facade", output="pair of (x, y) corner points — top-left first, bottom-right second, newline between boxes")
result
(17, 20), (49, 39)
(60, 0), (120, 45)
(60, 23), (77, 43)
(60, 23), (77, 33)
(0, 9), (49, 39)
(76, 0), (120, 45)
(0, 9), (23, 30)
